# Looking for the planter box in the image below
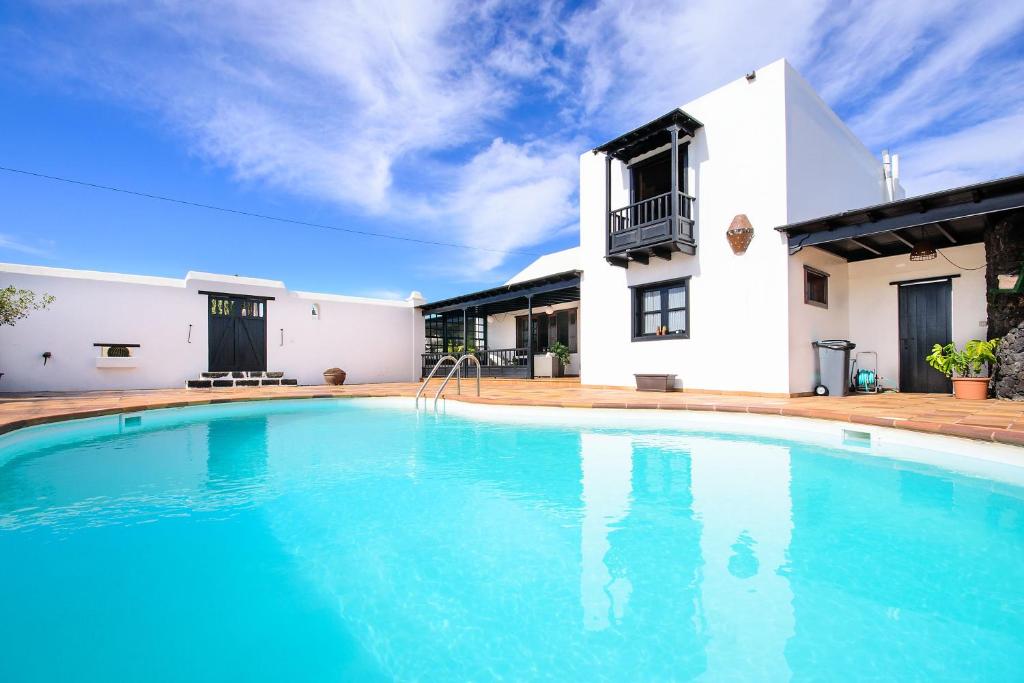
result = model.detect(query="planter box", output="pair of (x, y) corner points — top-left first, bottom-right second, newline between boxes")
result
(635, 373), (676, 392)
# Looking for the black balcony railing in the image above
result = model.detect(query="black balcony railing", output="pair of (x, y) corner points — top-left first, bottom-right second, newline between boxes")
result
(421, 347), (529, 379)
(608, 191), (695, 257)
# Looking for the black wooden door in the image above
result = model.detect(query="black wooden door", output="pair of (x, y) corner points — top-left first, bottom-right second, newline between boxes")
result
(208, 296), (268, 372)
(898, 280), (952, 393)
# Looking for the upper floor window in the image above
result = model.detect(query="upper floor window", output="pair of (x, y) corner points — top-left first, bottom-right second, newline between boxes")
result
(630, 147), (687, 202)
(804, 266), (829, 308)
(632, 278), (689, 341)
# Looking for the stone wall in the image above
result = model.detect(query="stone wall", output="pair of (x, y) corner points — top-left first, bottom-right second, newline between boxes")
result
(994, 322), (1024, 401)
(986, 211), (1024, 399)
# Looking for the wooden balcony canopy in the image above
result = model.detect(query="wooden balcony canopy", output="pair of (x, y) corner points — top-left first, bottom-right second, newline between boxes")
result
(419, 270), (581, 316)
(593, 108), (703, 161)
(776, 174), (1024, 262)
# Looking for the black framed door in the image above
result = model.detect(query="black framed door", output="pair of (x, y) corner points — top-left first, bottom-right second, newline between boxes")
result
(207, 295), (268, 372)
(898, 279), (952, 393)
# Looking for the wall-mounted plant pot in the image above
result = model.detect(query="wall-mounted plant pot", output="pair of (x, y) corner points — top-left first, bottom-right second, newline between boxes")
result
(323, 368), (347, 386)
(635, 373), (676, 392)
(726, 214), (755, 255)
(951, 377), (989, 400)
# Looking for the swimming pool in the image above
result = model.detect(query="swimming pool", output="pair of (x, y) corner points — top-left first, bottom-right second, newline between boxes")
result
(1, 398), (1022, 681)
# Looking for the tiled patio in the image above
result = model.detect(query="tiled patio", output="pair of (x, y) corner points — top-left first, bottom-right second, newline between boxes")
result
(1, 379), (1023, 447)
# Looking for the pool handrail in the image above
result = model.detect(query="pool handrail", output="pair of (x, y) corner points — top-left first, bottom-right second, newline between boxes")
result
(432, 354), (481, 412)
(415, 354), (458, 408)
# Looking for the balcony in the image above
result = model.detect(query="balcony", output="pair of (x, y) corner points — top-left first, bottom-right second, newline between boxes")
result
(607, 190), (695, 264)
(593, 108), (703, 268)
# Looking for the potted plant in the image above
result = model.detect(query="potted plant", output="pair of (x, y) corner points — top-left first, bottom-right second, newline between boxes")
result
(549, 342), (571, 377)
(925, 339), (999, 399)
(323, 367), (347, 386)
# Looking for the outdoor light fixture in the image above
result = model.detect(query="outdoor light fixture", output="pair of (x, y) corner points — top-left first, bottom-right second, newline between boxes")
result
(909, 240), (937, 261)
(726, 214), (755, 255)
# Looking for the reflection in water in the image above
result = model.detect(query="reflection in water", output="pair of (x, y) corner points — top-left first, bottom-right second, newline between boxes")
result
(206, 415), (269, 485)
(689, 436), (794, 681)
(579, 433), (634, 631)
(578, 432), (795, 679)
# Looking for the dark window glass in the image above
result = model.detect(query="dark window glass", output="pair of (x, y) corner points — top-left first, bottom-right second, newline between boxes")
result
(515, 315), (529, 349)
(630, 148), (688, 202)
(568, 310), (578, 353)
(533, 313), (549, 353)
(805, 267), (829, 308)
(424, 313), (445, 353)
(632, 279), (689, 340)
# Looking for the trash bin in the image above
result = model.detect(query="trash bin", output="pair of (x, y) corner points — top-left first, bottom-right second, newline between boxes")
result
(812, 340), (856, 396)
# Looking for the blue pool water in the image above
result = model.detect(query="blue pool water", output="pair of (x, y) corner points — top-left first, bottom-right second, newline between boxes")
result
(1, 399), (1023, 681)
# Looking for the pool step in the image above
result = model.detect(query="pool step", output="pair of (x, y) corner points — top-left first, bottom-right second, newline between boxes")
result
(187, 372), (299, 389)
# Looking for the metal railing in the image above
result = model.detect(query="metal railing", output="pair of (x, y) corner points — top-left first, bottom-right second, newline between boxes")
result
(415, 354), (458, 408)
(609, 191), (695, 240)
(421, 348), (529, 378)
(431, 354), (481, 412)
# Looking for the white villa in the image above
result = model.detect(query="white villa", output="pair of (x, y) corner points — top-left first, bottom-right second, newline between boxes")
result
(1, 59), (1021, 396)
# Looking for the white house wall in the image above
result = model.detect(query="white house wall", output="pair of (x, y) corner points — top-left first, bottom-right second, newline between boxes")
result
(580, 61), (791, 393)
(0, 264), (421, 391)
(846, 243), (988, 391)
(782, 63), (887, 225)
(787, 248), (850, 394)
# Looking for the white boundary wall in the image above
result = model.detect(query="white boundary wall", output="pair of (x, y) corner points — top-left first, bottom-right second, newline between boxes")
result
(0, 264), (423, 391)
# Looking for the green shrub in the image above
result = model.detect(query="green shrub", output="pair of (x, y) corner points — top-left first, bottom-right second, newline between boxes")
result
(550, 341), (571, 366)
(925, 339), (999, 378)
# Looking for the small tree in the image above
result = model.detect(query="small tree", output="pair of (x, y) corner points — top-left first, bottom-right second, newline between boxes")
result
(0, 285), (55, 327)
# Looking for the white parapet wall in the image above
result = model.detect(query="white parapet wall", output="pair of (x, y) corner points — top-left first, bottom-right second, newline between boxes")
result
(0, 263), (423, 391)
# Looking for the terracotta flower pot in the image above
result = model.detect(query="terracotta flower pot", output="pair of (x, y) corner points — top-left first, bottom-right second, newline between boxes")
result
(323, 368), (347, 386)
(726, 214), (755, 255)
(951, 377), (989, 400)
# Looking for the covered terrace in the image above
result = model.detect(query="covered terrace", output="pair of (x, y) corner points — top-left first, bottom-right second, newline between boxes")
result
(418, 270), (581, 379)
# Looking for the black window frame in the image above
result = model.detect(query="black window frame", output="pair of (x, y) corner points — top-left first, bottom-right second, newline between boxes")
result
(804, 266), (829, 309)
(631, 277), (690, 342)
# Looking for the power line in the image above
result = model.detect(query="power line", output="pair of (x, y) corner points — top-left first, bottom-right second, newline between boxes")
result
(0, 165), (543, 257)
(937, 249), (985, 271)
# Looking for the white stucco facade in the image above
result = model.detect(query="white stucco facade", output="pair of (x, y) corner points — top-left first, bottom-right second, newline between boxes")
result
(0, 264), (423, 391)
(577, 58), (981, 395)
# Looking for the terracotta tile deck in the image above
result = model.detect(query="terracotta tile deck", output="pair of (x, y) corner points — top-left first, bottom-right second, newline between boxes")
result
(1, 379), (1023, 447)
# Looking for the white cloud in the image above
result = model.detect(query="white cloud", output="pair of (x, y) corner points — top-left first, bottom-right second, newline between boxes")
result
(438, 138), (580, 271)
(0, 233), (54, 258)
(897, 110), (1024, 195)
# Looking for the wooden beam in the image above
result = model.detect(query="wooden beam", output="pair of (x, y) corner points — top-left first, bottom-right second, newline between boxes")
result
(934, 221), (958, 244)
(606, 255), (629, 269)
(652, 246), (673, 261)
(891, 230), (915, 248)
(605, 154), (613, 257)
(848, 237), (882, 255)
(628, 251), (649, 265)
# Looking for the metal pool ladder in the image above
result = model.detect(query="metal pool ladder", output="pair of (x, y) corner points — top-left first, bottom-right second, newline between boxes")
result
(415, 354), (480, 411)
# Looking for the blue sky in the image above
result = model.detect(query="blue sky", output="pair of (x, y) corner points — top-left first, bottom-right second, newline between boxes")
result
(1, 1), (1023, 301)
